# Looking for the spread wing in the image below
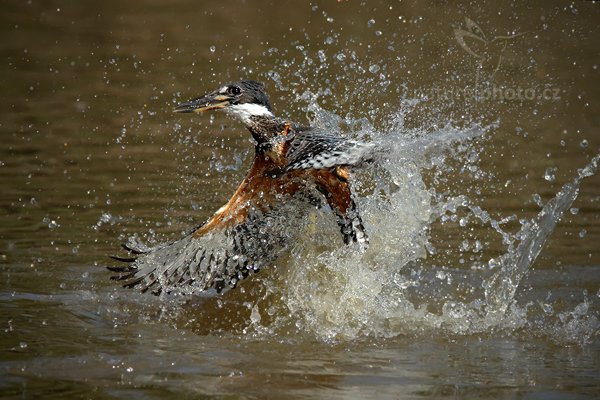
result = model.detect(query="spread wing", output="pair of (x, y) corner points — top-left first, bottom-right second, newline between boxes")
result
(109, 206), (294, 295)
(285, 128), (375, 171)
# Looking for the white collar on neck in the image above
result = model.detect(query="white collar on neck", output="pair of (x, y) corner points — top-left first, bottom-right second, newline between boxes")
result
(225, 103), (273, 124)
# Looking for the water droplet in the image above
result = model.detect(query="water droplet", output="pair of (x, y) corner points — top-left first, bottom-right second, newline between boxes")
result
(250, 305), (261, 324)
(48, 220), (59, 229)
(100, 212), (112, 223)
(580, 139), (588, 148)
(569, 207), (579, 215)
(19, 342), (27, 349)
(368, 64), (380, 74)
(209, 45), (216, 53)
(425, 242), (436, 255)
(543, 167), (556, 182)
(367, 19), (375, 28)
(579, 229), (587, 238)
(317, 50), (326, 63)
(541, 303), (553, 314)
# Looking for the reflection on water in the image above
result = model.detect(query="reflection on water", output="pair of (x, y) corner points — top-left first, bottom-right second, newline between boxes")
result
(1, 1), (599, 398)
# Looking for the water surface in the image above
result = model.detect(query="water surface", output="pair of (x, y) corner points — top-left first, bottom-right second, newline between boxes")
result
(1, 1), (599, 398)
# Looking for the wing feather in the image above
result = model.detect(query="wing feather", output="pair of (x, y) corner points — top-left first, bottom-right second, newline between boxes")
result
(110, 204), (298, 295)
(286, 128), (374, 171)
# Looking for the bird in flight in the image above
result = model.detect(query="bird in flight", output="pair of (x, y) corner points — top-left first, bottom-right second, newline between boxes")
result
(109, 80), (374, 295)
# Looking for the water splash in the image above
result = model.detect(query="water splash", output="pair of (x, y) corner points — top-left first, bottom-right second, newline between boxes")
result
(260, 102), (600, 343)
(484, 153), (600, 323)
(132, 38), (599, 345)
(276, 107), (481, 340)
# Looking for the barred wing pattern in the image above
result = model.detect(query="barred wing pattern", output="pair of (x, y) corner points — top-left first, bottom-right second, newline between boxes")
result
(110, 206), (296, 295)
(110, 126), (374, 294)
(285, 128), (375, 171)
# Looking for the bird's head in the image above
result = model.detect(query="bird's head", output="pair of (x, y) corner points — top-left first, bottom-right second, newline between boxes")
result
(174, 80), (273, 124)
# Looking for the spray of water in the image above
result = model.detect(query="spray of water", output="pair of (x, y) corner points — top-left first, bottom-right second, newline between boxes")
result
(484, 154), (599, 322)
(221, 32), (600, 344)
(236, 102), (600, 344)
(138, 34), (600, 346)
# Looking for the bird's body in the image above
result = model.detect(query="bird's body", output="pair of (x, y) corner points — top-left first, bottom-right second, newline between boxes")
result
(110, 80), (373, 295)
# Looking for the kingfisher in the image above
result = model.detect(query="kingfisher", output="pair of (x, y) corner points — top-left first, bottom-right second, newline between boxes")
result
(109, 80), (374, 295)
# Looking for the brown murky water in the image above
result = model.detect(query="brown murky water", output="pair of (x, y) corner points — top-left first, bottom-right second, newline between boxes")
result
(1, 1), (599, 398)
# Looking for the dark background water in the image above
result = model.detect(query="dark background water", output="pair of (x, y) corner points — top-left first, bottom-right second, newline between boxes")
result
(1, 1), (599, 398)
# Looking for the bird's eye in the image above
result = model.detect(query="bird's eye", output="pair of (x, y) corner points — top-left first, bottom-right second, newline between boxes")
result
(229, 86), (241, 95)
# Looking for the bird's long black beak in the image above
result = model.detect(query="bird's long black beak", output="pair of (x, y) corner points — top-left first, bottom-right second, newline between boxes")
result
(173, 93), (233, 113)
